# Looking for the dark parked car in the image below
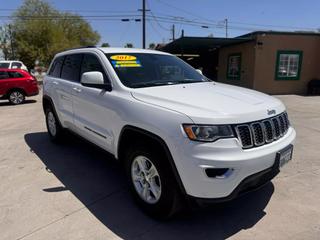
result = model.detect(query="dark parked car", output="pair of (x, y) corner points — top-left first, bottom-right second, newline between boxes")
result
(0, 69), (39, 105)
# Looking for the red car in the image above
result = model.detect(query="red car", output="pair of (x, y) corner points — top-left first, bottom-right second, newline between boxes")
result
(0, 68), (39, 105)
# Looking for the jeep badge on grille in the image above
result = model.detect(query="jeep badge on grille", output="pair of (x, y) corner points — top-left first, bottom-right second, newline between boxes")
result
(267, 109), (276, 115)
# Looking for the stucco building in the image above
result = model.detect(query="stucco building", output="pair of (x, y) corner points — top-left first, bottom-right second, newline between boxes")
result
(159, 31), (320, 95)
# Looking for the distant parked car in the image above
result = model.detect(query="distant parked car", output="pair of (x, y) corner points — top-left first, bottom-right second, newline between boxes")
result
(0, 61), (28, 72)
(0, 68), (39, 105)
(308, 79), (320, 95)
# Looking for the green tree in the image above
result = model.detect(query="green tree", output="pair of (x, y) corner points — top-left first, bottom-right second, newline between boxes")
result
(10, 0), (100, 68)
(101, 42), (110, 47)
(148, 43), (155, 49)
(124, 43), (133, 48)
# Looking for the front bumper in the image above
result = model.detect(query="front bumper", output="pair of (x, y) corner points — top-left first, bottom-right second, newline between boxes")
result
(191, 157), (281, 204)
(170, 127), (296, 199)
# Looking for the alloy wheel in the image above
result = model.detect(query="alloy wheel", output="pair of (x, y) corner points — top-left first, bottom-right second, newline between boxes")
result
(9, 91), (24, 104)
(131, 155), (162, 204)
(47, 111), (57, 136)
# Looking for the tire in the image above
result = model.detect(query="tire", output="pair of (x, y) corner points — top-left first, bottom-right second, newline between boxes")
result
(124, 144), (183, 219)
(8, 90), (25, 105)
(45, 107), (64, 143)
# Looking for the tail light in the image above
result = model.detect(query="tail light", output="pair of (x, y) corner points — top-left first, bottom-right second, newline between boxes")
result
(27, 78), (38, 85)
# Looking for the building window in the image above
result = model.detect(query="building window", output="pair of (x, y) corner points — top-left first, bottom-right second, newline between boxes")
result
(275, 50), (303, 80)
(227, 53), (241, 80)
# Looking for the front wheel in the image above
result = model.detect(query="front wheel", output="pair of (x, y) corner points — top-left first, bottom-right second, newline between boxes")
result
(8, 90), (25, 105)
(125, 145), (182, 219)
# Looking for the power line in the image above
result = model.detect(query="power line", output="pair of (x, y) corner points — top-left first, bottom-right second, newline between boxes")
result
(1, 6), (318, 32)
(155, 0), (216, 23)
(145, 0), (170, 31)
(0, 13), (318, 33)
(147, 19), (165, 40)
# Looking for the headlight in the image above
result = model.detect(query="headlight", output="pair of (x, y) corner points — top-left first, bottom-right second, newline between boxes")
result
(183, 124), (234, 142)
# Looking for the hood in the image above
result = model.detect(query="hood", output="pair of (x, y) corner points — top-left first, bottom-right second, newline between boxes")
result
(131, 82), (285, 124)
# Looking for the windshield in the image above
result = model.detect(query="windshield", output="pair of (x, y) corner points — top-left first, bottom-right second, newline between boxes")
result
(105, 53), (207, 88)
(0, 63), (10, 68)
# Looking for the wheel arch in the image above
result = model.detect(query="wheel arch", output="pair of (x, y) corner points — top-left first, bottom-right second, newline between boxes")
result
(5, 87), (27, 98)
(42, 95), (63, 127)
(117, 125), (186, 195)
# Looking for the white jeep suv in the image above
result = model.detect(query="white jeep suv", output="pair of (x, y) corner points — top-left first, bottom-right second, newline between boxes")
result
(43, 47), (296, 218)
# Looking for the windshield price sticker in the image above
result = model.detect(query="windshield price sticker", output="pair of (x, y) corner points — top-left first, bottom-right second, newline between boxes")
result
(110, 55), (141, 68)
(110, 55), (136, 61)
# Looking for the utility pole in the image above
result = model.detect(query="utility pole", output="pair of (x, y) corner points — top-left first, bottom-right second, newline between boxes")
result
(142, 0), (146, 49)
(171, 24), (175, 41)
(225, 18), (228, 38)
(138, 0), (149, 48)
(8, 24), (15, 59)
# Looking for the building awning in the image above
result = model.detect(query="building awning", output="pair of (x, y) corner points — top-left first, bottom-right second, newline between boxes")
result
(157, 36), (253, 55)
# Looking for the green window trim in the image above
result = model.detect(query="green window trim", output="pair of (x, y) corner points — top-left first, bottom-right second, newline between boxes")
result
(227, 53), (242, 80)
(275, 50), (303, 80)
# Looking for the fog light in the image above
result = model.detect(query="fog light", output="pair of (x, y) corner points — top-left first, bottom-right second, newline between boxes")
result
(205, 168), (231, 178)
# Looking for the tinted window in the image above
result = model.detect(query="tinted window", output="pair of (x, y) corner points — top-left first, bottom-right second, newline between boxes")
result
(49, 56), (64, 78)
(61, 54), (83, 82)
(105, 53), (206, 88)
(81, 54), (108, 82)
(0, 71), (9, 79)
(8, 71), (24, 78)
(0, 63), (10, 68)
(12, 62), (22, 69)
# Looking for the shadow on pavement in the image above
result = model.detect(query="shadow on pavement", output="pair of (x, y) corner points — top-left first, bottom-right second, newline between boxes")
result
(24, 132), (274, 240)
(0, 99), (37, 106)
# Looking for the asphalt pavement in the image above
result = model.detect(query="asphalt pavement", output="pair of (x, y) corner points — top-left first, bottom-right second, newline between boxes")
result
(0, 92), (319, 240)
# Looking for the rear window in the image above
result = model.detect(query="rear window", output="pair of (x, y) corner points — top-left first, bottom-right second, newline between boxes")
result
(61, 54), (83, 82)
(48, 56), (64, 78)
(0, 63), (10, 68)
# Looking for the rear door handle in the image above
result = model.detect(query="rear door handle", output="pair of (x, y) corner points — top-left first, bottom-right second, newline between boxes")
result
(73, 87), (82, 93)
(52, 81), (59, 85)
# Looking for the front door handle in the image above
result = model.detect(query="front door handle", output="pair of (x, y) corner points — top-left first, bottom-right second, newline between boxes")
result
(53, 81), (59, 85)
(73, 87), (82, 93)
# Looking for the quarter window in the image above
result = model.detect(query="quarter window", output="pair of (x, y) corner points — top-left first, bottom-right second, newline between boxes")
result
(61, 54), (83, 82)
(227, 53), (241, 80)
(275, 51), (303, 80)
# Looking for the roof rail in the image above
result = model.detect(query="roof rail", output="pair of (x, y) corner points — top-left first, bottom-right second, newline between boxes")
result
(63, 45), (97, 51)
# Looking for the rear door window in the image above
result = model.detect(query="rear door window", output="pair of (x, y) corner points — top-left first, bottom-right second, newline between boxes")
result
(49, 56), (64, 78)
(61, 54), (83, 82)
(0, 71), (9, 79)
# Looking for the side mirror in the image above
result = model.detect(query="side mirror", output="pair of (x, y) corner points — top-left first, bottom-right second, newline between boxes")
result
(80, 71), (112, 91)
(196, 69), (203, 75)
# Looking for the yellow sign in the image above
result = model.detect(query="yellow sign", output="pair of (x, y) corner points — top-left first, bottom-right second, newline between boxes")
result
(110, 55), (136, 61)
(115, 63), (141, 67)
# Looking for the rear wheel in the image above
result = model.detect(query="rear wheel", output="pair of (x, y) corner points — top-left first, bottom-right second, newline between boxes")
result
(45, 107), (64, 142)
(8, 90), (25, 105)
(125, 144), (182, 219)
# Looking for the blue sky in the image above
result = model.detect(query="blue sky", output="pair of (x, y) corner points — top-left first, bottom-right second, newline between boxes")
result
(1, 0), (320, 48)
